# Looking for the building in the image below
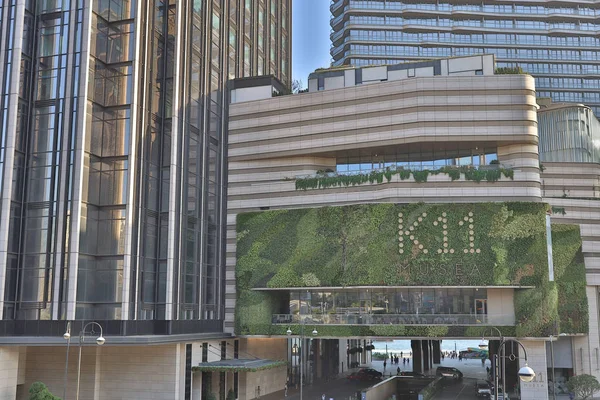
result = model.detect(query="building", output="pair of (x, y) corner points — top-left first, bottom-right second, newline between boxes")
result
(329, 0), (600, 115)
(0, 1), (290, 399)
(226, 57), (596, 400)
(538, 101), (600, 164)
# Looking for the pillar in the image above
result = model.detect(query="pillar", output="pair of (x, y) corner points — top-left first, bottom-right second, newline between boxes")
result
(411, 340), (424, 374)
(518, 340), (549, 400)
(423, 341), (431, 371)
(433, 341), (441, 364)
(0, 347), (19, 400)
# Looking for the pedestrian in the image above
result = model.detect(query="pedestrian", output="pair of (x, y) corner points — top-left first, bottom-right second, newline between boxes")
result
(401, 351), (404, 358)
(383, 359), (387, 369)
(459, 354), (463, 362)
(482, 357), (485, 366)
(397, 366), (401, 375)
(284, 383), (288, 397)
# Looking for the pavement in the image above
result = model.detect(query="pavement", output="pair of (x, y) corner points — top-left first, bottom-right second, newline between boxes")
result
(370, 356), (489, 381)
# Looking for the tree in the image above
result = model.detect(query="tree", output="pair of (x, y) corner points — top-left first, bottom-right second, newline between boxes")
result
(29, 382), (61, 400)
(567, 374), (600, 400)
(291, 79), (304, 94)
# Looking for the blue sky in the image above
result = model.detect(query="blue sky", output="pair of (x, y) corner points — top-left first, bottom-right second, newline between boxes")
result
(292, 0), (332, 87)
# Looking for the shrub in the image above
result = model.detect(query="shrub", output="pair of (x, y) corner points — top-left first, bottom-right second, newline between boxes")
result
(29, 382), (61, 400)
(567, 374), (600, 400)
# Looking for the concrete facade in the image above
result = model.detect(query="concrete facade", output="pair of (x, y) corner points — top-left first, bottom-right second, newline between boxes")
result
(227, 72), (540, 334)
(224, 63), (600, 399)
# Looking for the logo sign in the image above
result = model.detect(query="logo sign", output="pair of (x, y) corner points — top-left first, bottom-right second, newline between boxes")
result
(398, 211), (480, 255)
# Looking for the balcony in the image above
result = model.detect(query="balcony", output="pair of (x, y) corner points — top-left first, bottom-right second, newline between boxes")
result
(272, 313), (514, 326)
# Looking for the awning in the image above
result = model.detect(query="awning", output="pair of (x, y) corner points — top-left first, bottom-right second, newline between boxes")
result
(191, 359), (287, 373)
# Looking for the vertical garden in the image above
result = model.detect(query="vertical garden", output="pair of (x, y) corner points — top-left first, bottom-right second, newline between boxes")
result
(235, 203), (587, 337)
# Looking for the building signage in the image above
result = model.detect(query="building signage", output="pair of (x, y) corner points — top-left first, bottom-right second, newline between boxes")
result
(398, 211), (480, 255)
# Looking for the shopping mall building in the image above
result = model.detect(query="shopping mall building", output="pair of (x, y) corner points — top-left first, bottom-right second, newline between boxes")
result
(223, 54), (600, 400)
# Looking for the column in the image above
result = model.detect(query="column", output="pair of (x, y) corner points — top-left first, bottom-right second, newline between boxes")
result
(519, 340), (549, 400)
(0, 347), (19, 399)
(433, 341), (441, 364)
(411, 340), (424, 374)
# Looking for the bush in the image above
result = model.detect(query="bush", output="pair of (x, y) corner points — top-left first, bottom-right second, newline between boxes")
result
(29, 382), (61, 400)
(226, 389), (236, 400)
(567, 375), (600, 400)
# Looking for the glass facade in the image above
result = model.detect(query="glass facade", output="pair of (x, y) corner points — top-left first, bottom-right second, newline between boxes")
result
(538, 104), (600, 163)
(0, 0), (291, 325)
(271, 288), (499, 325)
(335, 147), (498, 174)
(288, 288), (486, 315)
(330, 0), (600, 115)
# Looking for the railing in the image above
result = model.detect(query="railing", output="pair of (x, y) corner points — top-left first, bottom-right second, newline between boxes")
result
(272, 313), (515, 326)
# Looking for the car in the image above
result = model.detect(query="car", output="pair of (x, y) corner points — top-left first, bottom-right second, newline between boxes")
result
(347, 368), (383, 382)
(436, 366), (463, 380)
(476, 380), (492, 397)
(399, 371), (427, 378)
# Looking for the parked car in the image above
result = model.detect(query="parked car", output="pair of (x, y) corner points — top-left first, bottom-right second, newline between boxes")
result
(476, 380), (492, 397)
(399, 371), (427, 378)
(347, 368), (383, 382)
(436, 366), (463, 380)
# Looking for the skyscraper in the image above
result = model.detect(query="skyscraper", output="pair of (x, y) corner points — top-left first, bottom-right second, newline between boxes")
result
(0, 0), (290, 328)
(330, 0), (600, 114)
(0, 1), (290, 398)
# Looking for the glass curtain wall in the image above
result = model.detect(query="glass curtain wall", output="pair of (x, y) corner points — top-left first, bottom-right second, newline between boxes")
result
(2, 0), (73, 320)
(289, 289), (486, 315)
(1, 0), (291, 322)
(77, 0), (134, 319)
(136, 0), (173, 321)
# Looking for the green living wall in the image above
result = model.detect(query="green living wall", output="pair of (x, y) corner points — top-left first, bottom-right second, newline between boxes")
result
(235, 203), (588, 337)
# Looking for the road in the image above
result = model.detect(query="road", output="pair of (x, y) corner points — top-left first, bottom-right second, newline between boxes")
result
(260, 378), (372, 400)
(433, 377), (481, 400)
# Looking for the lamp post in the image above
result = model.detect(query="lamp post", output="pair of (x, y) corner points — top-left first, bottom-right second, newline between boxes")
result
(549, 333), (568, 400)
(479, 327), (504, 397)
(74, 322), (106, 400)
(62, 322), (72, 400)
(493, 339), (536, 400)
(287, 321), (317, 400)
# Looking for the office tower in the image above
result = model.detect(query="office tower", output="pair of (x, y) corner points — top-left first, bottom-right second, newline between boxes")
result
(0, 1), (290, 398)
(0, 0), (290, 326)
(330, 0), (600, 114)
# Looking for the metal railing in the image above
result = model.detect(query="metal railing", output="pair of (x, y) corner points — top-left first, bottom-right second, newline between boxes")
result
(272, 313), (515, 326)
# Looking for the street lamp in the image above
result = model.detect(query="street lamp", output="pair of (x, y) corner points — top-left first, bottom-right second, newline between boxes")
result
(549, 333), (568, 400)
(495, 338), (536, 400)
(75, 322), (105, 400)
(63, 322), (72, 400)
(287, 321), (317, 400)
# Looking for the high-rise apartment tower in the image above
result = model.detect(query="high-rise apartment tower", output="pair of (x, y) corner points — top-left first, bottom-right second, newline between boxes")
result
(330, 0), (600, 114)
